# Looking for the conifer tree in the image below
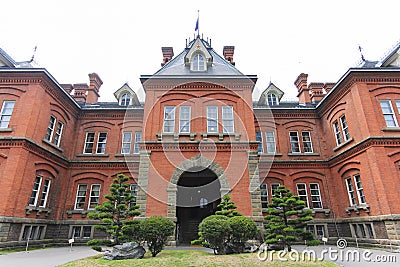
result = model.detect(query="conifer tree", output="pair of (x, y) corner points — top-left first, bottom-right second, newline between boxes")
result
(215, 195), (241, 217)
(264, 185), (313, 251)
(88, 173), (140, 245)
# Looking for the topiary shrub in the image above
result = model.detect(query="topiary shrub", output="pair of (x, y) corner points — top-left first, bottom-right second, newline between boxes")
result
(228, 216), (258, 253)
(121, 220), (143, 244)
(194, 215), (231, 255)
(91, 245), (102, 252)
(307, 239), (321, 246)
(140, 216), (174, 257)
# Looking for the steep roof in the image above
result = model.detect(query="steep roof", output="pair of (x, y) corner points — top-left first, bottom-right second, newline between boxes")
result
(152, 37), (244, 77)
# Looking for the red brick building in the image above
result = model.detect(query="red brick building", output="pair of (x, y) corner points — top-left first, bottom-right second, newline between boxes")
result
(1, 37), (400, 248)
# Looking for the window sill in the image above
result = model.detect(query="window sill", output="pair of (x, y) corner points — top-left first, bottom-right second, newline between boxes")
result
(259, 152), (283, 157)
(66, 209), (90, 218)
(287, 152), (320, 156)
(0, 127), (13, 132)
(115, 153), (140, 157)
(25, 205), (52, 217)
(333, 137), (354, 152)
(76, 153), (109, 157)
(42, 139), (64, 152)
(345, 204), (370, 215)
(156, 132), (197, 141)
(311, 208), (331, 217)
(382, 127), (400, 132)
(201, 132), (241, 141)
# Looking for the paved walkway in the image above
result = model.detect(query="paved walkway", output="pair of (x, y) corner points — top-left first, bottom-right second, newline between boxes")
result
(0, 244), (398, 267)
(0, 246), (100, 267)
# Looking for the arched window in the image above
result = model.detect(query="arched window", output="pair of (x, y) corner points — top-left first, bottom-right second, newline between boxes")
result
(267, 93), (278, 106)
(192, 54), (205, 71)
(120, 93), (131, 106)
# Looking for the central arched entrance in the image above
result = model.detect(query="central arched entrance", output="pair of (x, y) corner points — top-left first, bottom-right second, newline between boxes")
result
(176, 168), (221, 245)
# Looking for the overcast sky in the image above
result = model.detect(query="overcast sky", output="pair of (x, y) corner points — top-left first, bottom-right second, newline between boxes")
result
(1, 1), (399, 102)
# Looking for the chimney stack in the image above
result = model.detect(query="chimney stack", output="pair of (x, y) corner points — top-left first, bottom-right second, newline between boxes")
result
(323, 82), (335, 93)
(294, 73), (310, 103)
(223, 46), (235, 65)
(60, 84), (73, 94)
(161, 47), (174, 67)
(308, 82), (325, 102)
(73, 83), (88, 102)
(86, 73), (103, 103)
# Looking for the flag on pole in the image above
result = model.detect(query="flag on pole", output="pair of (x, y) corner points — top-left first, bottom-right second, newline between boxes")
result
(195, 17), (199, 31)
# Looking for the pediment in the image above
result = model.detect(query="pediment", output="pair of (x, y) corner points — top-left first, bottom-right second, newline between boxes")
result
(113, 83), (140, 106)
(184, 37), (212, 66)
(258, 82), (284, 105)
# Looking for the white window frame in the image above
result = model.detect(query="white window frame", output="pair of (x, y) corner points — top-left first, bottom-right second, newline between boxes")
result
(39, 179), (51, 208)
(0, 100), (15, 128)
(345, 178), (357, 206)
(297, 183), (309, 208)
(289, 131), (301, 153)
(380, 100), (398, 127)
(88, 184), (101, 210)
(302, 131), (313, 153)
(45, 116), (56, 142)
(121, 131), (132, 154)
(266, 131), (276, 153)
(192, 53), (205, 71)
(163, 106), (175, 133)
(179, 106), (191, 133)
(267, 93), (278, 106)
(74, 184), (88, 210)
(256, 131), (263, 153)
(340, 115), (350, 141)
(353, 174), (366, 204)
(53, 121), (64, 147)
(120, 93), (131, 106)
(310, 183), (323, 209)
(83, 132), (95, 154)
(271, 183), (280, 197)
(333, 120), (343, 146)
(133, 131), (142, 154)
(70, 225), (93, 239)
(222, 106), (234, 133)
(29, 176), (42, 206)
(207, 106), (218, 133)
(20, 224), (46, 241)
(96, 132), (107, 154)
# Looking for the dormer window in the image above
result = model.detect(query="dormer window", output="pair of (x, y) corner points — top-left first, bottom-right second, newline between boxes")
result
(192, 54), (205, 71)
(120, 93), (131, 106)
(267, 93), (278, 106)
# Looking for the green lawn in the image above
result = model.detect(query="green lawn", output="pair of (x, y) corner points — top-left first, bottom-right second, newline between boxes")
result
(59, 249), (337, 267)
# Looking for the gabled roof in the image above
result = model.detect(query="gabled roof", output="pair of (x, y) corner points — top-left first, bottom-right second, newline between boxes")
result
(152, 37), (244, 77)
(377, 41), (400, 68)
(258, 82), (284, 106)
(113, 83), (140, 106)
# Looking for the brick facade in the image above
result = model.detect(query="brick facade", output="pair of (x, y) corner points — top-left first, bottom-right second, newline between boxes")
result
(1, 37), (400, 248)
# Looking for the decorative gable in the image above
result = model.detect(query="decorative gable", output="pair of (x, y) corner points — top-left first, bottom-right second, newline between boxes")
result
(113, 83), (140, 106)
(258, 82), (284, 106)
(184, 37), (213, 71)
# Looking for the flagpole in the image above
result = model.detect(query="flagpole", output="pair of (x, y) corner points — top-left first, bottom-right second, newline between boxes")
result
(197, 10), (199, 37)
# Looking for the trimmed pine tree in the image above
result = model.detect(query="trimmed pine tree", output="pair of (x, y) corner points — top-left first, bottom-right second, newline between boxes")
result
(88, 173), (141, 245)
(264, 185), (313, 251)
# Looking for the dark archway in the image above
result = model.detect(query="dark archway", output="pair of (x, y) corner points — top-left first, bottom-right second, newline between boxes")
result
(176, 168), (221, 245)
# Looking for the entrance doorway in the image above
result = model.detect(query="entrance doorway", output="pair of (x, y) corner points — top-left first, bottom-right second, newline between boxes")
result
(176, 168), (221, 245)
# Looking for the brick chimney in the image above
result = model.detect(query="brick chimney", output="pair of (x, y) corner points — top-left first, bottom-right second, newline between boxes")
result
(161, 47), (174, 67)
(60, 84), (73, 94)
(309, 82), (325, 102)
(323, 82), (335, 93)
(223, 46), (235, 65)
(73, 83), (88, 102)
(294, 73), (310, 103)
(87, 73), (103, 103)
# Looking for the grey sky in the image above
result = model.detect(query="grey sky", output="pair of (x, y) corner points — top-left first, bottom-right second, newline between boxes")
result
(1, 0), (399, 102)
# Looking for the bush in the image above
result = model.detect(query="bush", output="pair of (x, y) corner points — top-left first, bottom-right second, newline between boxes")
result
(307, 239), (321, 246)
(121, 220), (143, 244)
(196, 215), (231, 255)
(140, 216), (174, 257)
(91, 245), (102, 252)
(228, 216), (258, 253)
